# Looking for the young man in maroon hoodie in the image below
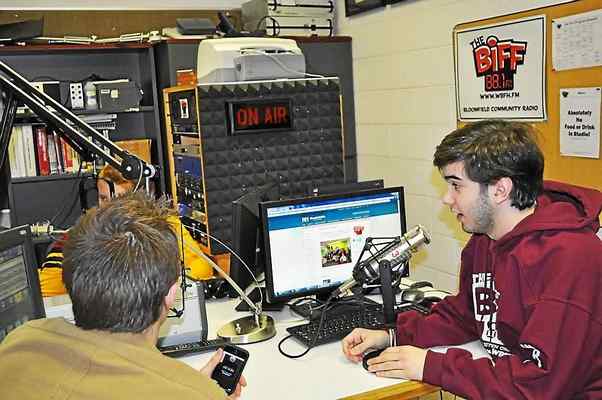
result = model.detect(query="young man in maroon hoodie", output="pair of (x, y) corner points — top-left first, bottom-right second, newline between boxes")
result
(342, 120), (602, 399)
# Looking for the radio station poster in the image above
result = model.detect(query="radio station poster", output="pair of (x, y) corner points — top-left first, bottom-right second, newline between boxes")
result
(454, 15), (546, 121)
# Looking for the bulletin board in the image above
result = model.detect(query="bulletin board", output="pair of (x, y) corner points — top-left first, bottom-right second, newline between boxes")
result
(454, 0), (602, 191)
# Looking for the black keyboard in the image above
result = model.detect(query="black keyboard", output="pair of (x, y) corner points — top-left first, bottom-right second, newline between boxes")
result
(158, 338), (229, 358)
(287, 304), (385, 347)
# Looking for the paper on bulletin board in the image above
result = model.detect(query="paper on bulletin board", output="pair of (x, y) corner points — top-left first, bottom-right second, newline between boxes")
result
(552, 9), (602, 71)
(454, 15), (546, 121)
(559, 87), (601, 158)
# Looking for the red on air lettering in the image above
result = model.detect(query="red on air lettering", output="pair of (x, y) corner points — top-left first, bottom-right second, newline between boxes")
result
(276, 106), (287, 123)
(264, 106), (288, 125)
(236, 107), (259, 128)
(264, 107), (273, 124)
(230, 100), (292, 133)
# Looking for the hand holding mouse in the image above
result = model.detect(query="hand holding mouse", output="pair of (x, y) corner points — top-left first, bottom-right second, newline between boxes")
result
(363, 345), (428, 381)
(341, 328), (389, 363)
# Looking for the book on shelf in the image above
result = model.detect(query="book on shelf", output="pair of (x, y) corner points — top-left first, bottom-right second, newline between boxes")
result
(8, 123), (85, 179)
(34, 125), (50, 176)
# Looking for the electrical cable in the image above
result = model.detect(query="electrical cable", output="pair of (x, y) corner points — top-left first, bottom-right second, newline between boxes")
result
(422, 289), (452, 295)
(179, 221), (263, 304)
(168, 221), (188, 318)
(253, 15), (280, 36)
(278, 292), (335, 359)
(48, 159), (84, 230)
(132, 158), (145, 192)
(278, 290), (374, 359)
(240, 49), (326, 79)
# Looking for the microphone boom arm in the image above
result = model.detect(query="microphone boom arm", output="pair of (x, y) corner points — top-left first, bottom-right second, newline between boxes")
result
(181, 237), (262, 319)
(0, 60), (157, 182)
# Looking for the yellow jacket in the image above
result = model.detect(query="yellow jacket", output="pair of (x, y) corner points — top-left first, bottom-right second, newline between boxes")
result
(38, 216), (213, 297)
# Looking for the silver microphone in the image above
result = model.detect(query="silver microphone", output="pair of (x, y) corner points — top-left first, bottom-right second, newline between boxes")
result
(333, 225), (431, 297)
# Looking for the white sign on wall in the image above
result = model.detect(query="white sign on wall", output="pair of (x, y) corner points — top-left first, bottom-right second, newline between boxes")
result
(552, 9), (602, 71)
(559, 87), (601, 159)
(454, 15), (547, 121)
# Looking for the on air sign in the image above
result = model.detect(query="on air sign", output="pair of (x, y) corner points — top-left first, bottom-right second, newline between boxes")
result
(455, 15), (546, 121)
(227, 99), (293, 135)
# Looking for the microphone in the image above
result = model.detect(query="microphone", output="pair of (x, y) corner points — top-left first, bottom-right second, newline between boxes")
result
(178, 222), (276, 345)
(332, 225), (431, 298)
(30, 221), (69, 237)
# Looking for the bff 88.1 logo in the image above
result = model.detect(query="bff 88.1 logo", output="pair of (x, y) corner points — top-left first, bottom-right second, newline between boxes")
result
(470, 35), (527, 92)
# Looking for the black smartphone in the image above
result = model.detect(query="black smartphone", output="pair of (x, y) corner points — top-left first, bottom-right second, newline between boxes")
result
(211, 345), (249, 395)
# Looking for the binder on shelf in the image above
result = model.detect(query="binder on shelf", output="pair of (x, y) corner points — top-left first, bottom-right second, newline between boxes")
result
(34, 126), (50, 176)
(21, 124), (37, 177)
(8, 126), (25, 178)
(60, 137), (74, 173)
(51, 131), (64, 174)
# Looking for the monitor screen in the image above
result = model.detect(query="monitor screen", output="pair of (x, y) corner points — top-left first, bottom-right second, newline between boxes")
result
(308, 179), (384, 197)
(0, 225), (45, 342)
(229, 184), (280, 296)
(260, 187), (406, 303)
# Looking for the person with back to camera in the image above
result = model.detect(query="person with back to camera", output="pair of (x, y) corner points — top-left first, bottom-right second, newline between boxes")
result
(342, 120), (602, 399)
(38, 164), (213, 297)
(0, 192), (246, 399)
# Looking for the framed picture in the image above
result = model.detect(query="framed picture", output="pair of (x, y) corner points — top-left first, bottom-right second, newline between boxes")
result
(345, 0), (385, 17)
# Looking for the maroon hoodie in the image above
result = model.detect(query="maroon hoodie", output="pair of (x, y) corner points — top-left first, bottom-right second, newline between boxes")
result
(396, 181), (602, 399)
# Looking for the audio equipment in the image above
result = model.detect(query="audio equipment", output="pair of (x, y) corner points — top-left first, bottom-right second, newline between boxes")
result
(332, 225), (431, 298)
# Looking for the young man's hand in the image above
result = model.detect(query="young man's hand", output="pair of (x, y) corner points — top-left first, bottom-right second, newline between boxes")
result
(200, 349), (248, 399)
(342, 328), (389, 363)
(226, 375), (247, 400)
(364, 345), (427, 381)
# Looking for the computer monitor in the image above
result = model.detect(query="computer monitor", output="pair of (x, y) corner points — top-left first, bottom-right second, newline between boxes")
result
(260, 187), (406, 304)
(229, 184), (281, 308)
(308, 179), (384, 197)
(0, 225), (45, 342)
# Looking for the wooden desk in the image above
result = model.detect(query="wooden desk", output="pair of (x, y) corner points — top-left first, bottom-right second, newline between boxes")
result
(180, 297), (442, 400)
(341, 381), (440, 400)
(44, 287), (473, 399)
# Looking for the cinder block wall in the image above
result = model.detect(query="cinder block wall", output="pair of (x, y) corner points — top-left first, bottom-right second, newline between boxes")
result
(335, 0), (569, 293)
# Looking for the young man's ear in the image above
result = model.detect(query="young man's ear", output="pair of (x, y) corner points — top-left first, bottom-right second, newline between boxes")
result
(490, 177), (513, 205)
(164, 282), (179, 309)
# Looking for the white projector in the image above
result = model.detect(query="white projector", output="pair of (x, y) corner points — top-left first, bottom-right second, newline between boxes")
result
(196, 37), (306, 83)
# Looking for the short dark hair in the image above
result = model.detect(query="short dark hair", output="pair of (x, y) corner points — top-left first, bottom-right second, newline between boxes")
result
(433, 120), (544, 210)
(63, 192), (181, 333)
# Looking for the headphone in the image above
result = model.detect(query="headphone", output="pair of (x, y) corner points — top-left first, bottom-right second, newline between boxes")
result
(78, 175), (99, 211)
(202, 278), (231, 299)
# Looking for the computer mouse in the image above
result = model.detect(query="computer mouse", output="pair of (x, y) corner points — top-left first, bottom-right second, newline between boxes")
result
(400, 288), (425, 304)
(362, 348), (385, 371)
(409, 281), (433, 289)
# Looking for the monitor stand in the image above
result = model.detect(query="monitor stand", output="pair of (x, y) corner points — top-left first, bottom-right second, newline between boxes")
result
(235, 286), (286, 312)
(289, 294), (380, 320)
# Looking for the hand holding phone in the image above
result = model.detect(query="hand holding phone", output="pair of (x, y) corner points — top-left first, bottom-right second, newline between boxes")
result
(210, 345), (249, 395)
